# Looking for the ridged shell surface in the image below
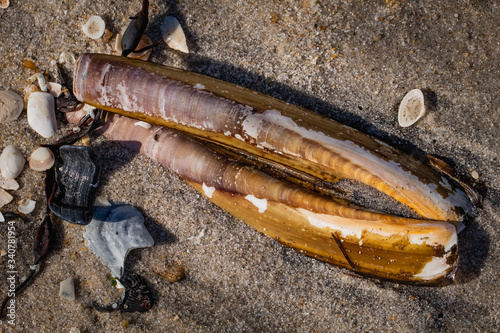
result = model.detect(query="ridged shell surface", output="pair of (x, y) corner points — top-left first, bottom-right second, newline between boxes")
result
(48, 145), (100, 225)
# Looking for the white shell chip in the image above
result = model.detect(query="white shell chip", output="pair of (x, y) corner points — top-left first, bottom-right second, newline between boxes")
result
(161, 16), (189, 53)
(398, 89), (426, 127)
(82, 15), (105, 40)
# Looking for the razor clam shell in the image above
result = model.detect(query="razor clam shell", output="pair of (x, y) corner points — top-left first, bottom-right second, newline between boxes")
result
(67, 111), (459, 285)
(73, 54), (474, 222)
(84, 204), (154, 278)
(48, 145), (100, 225)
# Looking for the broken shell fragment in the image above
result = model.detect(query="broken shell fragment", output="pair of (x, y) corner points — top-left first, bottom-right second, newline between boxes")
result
(46, 82), (64, 98)
(0, 175), (19, 190)
(59, 277), (75, 301)
(398, 89), (425, 127)
(0, 90), (24, 123)
(0, 188), (13, 208)
(27, 91), (57, 138)
(0, 145), (25, 180)
(161, 17), (189, 53)
(49, 145), (100, 225)
(115, 33), (153, 61)
(82, 15), (105, 39)
(84, 204), (154, 278)
(29, 147), (55, 171)
(18, 199), (36, 214)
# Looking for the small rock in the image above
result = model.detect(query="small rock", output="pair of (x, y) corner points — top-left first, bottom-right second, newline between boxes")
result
(173, 314), (180, 321)
(121, 320), (129, 328)
(0, 249), (7, 257)
(471, 170), (479, 180)
(152, 262), (185, 283)
(59, 277), (75, 301)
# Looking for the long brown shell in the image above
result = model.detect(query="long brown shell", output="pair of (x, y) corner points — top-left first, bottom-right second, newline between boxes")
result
(71, 54), (477, 284)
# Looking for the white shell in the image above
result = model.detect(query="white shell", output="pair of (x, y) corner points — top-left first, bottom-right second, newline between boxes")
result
(59, 51), (76, 64)
(82, 15), (105, 40)
(84, 204), (154, 277)
(161, 17), (189, 53)
(0, 90), (24, 123)
(29, 147), (55, 171)
(0, 188), (13, 208)
(398, 89), (426, 127)
(18, 199), (36, 214)
(59, 277), (75, 301)
(46, 82), (64, 97)
(0, 145), (25, 180)
(27, 91), (57, 138)
(0, 175), (19, 190)
(0, 0), (9, 10)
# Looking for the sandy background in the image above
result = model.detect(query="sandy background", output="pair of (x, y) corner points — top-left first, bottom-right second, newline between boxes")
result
(0, 0), (498, 332)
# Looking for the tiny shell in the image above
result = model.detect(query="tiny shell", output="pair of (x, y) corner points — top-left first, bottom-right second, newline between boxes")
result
(18, 199), (36, 214)
(29, 147), (55, 171)
(59, 51), (76, 64)
(82, 15), (105, 40)
(115, 33), (153, 61)
(46, 82), (64, 97)
(398, 89), (425, 127)
(0, 188), (13, 208)
(59, 277), (76, 301)
(0, 145), (25, 180)
(161, 17), (189, 53)
(0, 90), (24, 123)
(0, 175), (19, 190)
(27, 91), (57, 138)
(0, 0), (9, 10)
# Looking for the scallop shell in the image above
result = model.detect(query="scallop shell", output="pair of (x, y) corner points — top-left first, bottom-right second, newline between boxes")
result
(0, 90), (24, 123)
(82, 15), (105, 39)
(29, 147), (55, 171)
(27, 91), (57, 138)
(161, 17), (189, 53)
(398, 89), (426, 127)
(0, 145), (25, 180)
(115, 33), (153, 61)
(48, 145), (100, 225)
(84, 204), (154, 278)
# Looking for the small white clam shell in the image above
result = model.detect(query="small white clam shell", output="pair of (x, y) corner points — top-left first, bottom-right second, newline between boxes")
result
(82, 15), (105, 39)
(29, 147), (55, 171)
(0, 90), (24, 123)
(0, 188), (13, 208)
(161, 17), (189, 53)
(0, 145), (25, 180)
(27, 91), (57, 138)
(18, 199), (36, 214)
(398, 89), (426, 127)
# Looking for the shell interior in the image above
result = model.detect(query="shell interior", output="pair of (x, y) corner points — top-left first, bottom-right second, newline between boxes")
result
(83, 204), (154, 278)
